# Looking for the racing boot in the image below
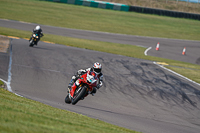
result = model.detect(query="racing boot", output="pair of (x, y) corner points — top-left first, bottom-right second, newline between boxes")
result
(90, 87), (97, 96)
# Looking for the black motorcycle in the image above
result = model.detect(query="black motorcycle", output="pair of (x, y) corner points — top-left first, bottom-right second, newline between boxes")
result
(29, 33), (39, 47)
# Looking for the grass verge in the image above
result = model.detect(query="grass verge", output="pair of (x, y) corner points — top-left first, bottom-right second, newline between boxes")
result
(166, 66), (200, 83)
(0, 88), (139, 133)
(0, 80), (4, 86)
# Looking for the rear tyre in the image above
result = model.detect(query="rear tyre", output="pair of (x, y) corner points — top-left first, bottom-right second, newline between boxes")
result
(71, 86), (87, 105)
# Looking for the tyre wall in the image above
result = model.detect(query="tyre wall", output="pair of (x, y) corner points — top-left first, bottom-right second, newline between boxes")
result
(43, 0), (200, 20)
(129, 6), (200, 20)
(44, 0), (129, 11)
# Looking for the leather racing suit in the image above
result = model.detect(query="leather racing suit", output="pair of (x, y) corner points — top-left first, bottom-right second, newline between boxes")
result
(68, 68), (103, 98)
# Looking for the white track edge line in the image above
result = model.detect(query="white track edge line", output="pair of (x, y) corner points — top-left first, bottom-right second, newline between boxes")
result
(0, 40), (23, 97)
(0, 78), (8, 85)
(144, 47), (152, 56)
(6, 40), (12, 92)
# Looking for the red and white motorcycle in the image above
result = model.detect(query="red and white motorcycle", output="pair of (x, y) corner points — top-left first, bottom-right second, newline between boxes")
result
(65, 71), (98, 105)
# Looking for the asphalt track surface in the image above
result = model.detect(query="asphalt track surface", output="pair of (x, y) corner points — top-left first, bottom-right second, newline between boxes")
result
(0, 19), (200, 133)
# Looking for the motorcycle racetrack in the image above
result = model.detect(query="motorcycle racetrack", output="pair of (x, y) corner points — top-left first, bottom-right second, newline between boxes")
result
(1, 19), (200, 133)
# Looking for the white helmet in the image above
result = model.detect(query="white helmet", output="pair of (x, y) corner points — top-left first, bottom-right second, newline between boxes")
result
(93, 62), (102, 74)
(35, 25), (41, 30)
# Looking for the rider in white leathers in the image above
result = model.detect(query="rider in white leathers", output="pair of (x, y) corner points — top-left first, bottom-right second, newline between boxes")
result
(68, 62), (103, 96)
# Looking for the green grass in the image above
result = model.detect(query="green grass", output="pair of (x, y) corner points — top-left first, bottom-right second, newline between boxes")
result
(0, 0), (200, 41)
(0, 88), (139, 133)
(166, 66), (200, 83)
(0, 80), (3, 86)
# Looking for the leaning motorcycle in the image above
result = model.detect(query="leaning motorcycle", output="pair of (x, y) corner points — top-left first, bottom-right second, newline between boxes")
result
(65, 72), (97, 105)
(29, 33), (39, 47)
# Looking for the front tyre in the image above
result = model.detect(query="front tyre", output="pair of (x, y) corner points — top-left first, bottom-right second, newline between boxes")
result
(65, 94), (71, 104)
(71, 86), (87, 105)
(29, 40), (34, 47)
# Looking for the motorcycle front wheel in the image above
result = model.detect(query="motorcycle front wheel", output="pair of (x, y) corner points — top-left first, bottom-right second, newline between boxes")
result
(65, 94), (71, 104)
(71, 86), (87, 105)
(29, 40), (34, 47)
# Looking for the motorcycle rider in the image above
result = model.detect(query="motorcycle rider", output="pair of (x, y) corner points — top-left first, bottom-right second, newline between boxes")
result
(68, 62), (103, 98)
(29, 25), (44, 45)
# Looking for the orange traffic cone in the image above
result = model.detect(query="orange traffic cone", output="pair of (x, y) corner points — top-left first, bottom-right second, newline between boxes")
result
(156, 42), (159, 51)
(182, 47), (186, 55)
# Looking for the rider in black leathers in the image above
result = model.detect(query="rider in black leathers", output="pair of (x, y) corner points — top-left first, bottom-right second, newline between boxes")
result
(29, 25), (44, 45)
